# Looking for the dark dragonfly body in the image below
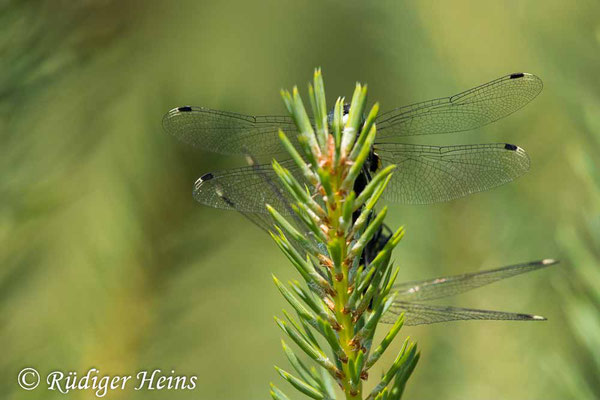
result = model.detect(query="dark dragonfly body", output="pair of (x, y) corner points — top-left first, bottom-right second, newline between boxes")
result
(323, 102), (390, 268)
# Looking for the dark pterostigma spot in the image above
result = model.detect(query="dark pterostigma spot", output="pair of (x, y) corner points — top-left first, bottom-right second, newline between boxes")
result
(200, 172), (214, 182)
(504, 143), (518, 151)
(510, 73), (525, 79)
(177, 106), (193, 112)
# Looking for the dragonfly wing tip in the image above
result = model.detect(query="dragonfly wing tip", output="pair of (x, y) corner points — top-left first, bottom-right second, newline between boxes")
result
(198, 173), (214, 183)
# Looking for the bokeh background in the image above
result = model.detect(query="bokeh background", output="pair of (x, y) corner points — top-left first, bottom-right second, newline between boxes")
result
(2, 1), (600, 399)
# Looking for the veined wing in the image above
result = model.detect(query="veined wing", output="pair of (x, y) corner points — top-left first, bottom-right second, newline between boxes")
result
(236, 208), (279, 234)
(376, 73), (543, 140)
(163, 106), (301, 155)
(193, 159), (304, 214)
(196, 157), (323, 258)
(381, 302), (546, 326)
(393, 259), (558, 302)
(231, 204), (322, 259)
(376, 142), (530, 204)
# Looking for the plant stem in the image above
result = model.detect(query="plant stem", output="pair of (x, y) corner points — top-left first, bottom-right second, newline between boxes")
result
(270, 69), (416, 400)
(327, 178), (362, 399)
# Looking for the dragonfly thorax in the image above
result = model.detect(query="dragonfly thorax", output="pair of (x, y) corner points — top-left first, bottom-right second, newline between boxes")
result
(326, 103), (364, 132)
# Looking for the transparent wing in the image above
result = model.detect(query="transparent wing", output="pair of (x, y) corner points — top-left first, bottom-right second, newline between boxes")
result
(393, 259), (558, 302)
(232, 206), (322, 258)
(375, 73), (543, 140)
(376, 142), (530, 204)
(194, 158), (322, 258)
(163, 106), (301, 155)
(381, 302), (546, 326)
(193, 160), (305, 214)
(235, 208), (278, 234)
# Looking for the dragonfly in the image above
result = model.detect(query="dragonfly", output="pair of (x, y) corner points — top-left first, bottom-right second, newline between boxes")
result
(164, 73), (554, 325)
(163, 72), (543, 210)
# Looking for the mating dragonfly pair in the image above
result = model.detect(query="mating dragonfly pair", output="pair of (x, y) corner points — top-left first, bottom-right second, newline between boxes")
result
(163, 72), (556, 326)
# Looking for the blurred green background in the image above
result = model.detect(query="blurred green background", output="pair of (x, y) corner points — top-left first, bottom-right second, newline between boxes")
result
(2, 1), (600, 399)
